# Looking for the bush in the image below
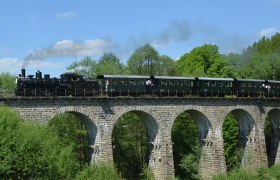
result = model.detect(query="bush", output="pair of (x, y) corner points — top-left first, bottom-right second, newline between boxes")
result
(0, 106), (82, 179)
(268, 164), (280, 179)
(212, 165), (280, 180)
(140, 164), (155, 180)
(75, 163), (122, 180)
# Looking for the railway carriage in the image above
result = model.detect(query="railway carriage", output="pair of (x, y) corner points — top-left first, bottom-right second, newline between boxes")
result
(97, 75), (151, 96)
(234, 79), (265, 97)
(267, 80), (280, 98)
(197, 77), (234, 97)
(153, 76), (196, 96)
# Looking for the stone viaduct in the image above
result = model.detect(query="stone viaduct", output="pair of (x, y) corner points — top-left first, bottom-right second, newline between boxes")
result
(1, 97), (280, 179)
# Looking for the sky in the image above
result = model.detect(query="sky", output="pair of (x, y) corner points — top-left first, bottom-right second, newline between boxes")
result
(0, 0), (280, 78)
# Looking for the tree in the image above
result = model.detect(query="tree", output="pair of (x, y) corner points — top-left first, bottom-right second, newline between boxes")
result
(127, 44), (160, 75)
(177, 44), (232, 77)
(112, 112), (148, 179)
(48, 113), (89, 167)
(222, 113), (240, 171)
(171, 112), (200, 179)
(237, 33), (280, 80)
(67, 56), (97, 78)
(0, 105), (61, 179)
(96, 52), (124, 75)
(158, 55), (178, 76)
(0, 72), (16, 97)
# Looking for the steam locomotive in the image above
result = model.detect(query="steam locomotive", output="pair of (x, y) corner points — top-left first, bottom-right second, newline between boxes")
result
(15, 69), (280, 98)
(15, 69), (99, 96)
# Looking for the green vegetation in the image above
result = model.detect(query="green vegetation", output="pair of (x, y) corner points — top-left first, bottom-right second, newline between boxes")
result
(112, 112), (149, 179)
(0, 72), (16, 97)
(213, 164), (280, 180)
(171, 112), (201, 179)
(222, 113), (240, 171)
(75, 163), (122, 180)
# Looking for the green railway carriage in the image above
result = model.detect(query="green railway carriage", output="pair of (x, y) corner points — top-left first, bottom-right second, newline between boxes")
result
(267, 80), (280, 98)
(197, 77), (234, 97)
(97, 75), (151, 96)
(234, 78), (265, 97)
(153, 76), (196, 96)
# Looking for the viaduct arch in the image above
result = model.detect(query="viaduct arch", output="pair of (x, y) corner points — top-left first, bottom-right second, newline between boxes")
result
(1, 97), (280, 179)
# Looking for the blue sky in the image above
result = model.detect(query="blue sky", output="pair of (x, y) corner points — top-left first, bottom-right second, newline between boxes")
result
(0, 0), (280, 77)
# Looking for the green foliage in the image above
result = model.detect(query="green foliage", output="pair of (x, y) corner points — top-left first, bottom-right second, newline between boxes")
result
(75, 163), (122, 180)
(213, 165), (280, 180)
(0, 106), (124, 179)
(222, 113), (240, 171)
(112, 112), (148, 179)
(177, 44), (232, 77)
(0, 106), (60, 179)
(212, 172), (227, 180)
(171, 112), (201, 179)
(264, 116), (273, 166)
(231, 33), (280, 80)
(179, 152), (201, 180)
(67, 56), (98, 78)
(127, 43), (160, 75)
(158, 55), (178, 76)
(48, 113), (89, 167)
(212, 168), (255, 180)
(223, 167), (257, 180)
(0, 72), (16, 97)
(256, 166), (270, 180)
(96, 52), (124, 75)
(268, 164), (280, 179)
(140, 164), (155, 180)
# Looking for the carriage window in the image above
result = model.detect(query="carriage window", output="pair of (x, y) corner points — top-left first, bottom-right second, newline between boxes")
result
(185, 80), (190, 86)
(129, 79), (136, 85)
(177, 80), (183, 86)
(169, 80), (175, 86)
(190, 81), (194, 87)
(241, 83), (246, 87)
(248, 83), (251, 88)
(112, 79), (117, 85)
(229, 82), (233, 87)
(224, 82), (229, 87)
(139, 80), (144, 85)
(204, 81), (209, 87)
(161, 80), (167, 85)
(212, 81), (216, 87)
(218, 82), (223, 87)
(120, 79), (127, 85)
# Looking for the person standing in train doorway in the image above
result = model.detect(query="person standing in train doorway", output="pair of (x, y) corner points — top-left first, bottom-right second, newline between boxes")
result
(146, 79), (153, 94)
(105, 79), (110, 95)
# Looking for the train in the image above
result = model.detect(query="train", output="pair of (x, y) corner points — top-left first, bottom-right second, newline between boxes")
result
(15, 69), (280, 98)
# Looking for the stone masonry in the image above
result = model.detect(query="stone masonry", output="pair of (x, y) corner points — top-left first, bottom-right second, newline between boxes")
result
(1, 97), (280, 179)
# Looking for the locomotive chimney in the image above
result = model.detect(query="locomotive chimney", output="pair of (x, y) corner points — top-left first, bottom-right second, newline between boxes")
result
(36, 70), (42, 79)
(21, 69), (26, 78)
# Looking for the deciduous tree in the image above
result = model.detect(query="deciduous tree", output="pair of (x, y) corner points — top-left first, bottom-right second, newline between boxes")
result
(127, 44), (160, 75)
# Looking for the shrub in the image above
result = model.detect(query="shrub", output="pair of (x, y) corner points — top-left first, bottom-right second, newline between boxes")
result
(75, 163), (122, 180)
